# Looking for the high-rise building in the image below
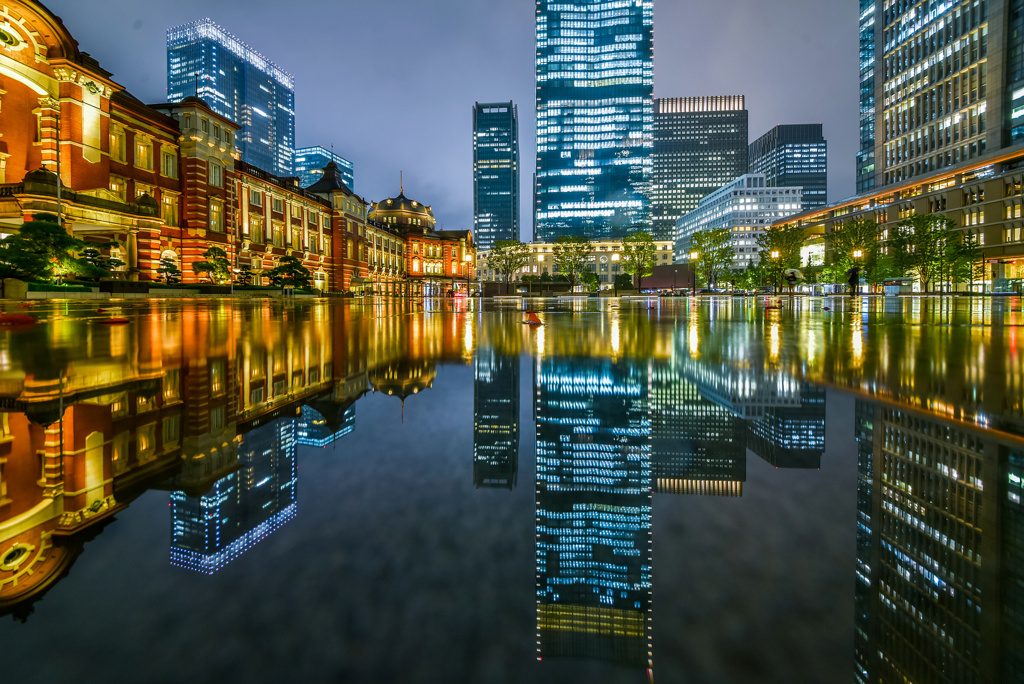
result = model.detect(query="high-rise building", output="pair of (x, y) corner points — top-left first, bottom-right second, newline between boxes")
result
(473, 351), (519, 489)
(296, 403), (355, 448)
(868, 0), (1024, 187)
(167, 19), (295, 177)
(294, 146), (354, 191)
(856, 0), (875, 193)
(745, 382), (826, 469)
(652, 96), (748, 240)
(473, 102), (520, 251)
(534, 0), (653, 241)
(852, 399), (1016, 683)
(650, 362), (745, 496)
(170, 416), (298, 574)
(534, 357), (652, 668)
(748, 124), (828, 210)
(675, 174), (803, 268)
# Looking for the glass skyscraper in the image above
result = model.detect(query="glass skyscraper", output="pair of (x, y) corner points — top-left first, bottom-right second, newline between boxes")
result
(748, 124), (828, 210)
(473, 102), (520, 251)
(167, 19), (295, 177)
(534, 0), (653, 241)
(294, 147), (354, 191)
(856, 0), (875, 193)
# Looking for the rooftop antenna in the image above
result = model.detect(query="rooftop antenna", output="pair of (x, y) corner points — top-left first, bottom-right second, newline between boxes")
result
(400, 170), (403, 194)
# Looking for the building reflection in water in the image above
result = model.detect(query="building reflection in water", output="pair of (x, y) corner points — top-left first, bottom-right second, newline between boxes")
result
(170, 416), (298, 574)
(297, 404), (356, 448)
(0, 298), (1022, 679)
(534, 357), (653, 669)
(473, 352), (519, 489)
(853, 397), (1024, 683)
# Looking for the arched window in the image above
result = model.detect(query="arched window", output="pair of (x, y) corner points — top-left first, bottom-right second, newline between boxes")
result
(451, 260), (458, 274)
(412, 258), (420, 273)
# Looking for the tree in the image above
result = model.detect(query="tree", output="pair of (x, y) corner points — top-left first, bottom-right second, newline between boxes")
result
(552, 235), (592, 289)
(613, 272), (634, 291)
(825, 218), (880, 288)
(267, 255), (312, 289)
(157, 256), (182, 284)
(948, 231), (983, 291)
(756, 225), (804, 293)
(690, 227), (735, 288)
(580, 269), (600, 292)
(620, 231), (657, 290)
(0, 234), (49, 297)
(488, 240), (530, 289)
(191, 246), (231, 283)
(888, 214), (958, 292)
(17, 213), (87, 283)
(235, 264), (254, 286)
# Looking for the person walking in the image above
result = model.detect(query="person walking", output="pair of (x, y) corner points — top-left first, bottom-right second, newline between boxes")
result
(847, 266), (861, 297)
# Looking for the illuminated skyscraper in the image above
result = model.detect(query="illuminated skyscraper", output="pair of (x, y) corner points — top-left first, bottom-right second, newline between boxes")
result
(534, 0), (653, 241)
(748, 124), (828, 210)
(473, 102), (520, 251)
(167, 19), (295, 177)
(851, 400), (1020, 683)
(473, 351), (519, 489)
(650, 363), (745, 496)
(170, 416), (298, 574)
(534, 358), (652, 668)
(746, 382), (826, 469)
(294, 147), (354, 191)
(867, 0), (1024, 187)
(652, 96), (748, 239)
(856, 0), (875, 193)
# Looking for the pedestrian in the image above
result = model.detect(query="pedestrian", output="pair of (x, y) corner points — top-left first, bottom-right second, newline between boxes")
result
(786, 271), (797, 296)
(847, 267), (860, 297)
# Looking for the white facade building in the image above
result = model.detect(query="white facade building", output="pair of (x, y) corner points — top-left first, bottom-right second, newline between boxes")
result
(674, 174), (803, 269)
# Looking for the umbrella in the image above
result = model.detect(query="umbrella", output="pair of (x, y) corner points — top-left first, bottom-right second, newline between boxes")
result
(783, 268), (803, 280)
(846, 266), (861, 276)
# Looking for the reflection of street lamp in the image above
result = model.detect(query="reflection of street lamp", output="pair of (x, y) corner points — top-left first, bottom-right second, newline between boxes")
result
(689, 251), (699, 296)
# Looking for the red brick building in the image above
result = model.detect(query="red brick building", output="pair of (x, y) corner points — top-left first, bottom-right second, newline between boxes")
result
(0, 0), (473, 291)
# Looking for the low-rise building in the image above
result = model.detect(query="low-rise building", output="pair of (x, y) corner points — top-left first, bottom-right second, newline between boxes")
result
(772, 154), (1024, 291)
(675, 174), (803, 269)
(477, 238), (673, 288)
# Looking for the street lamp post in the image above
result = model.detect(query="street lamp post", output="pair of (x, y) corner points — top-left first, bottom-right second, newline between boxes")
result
(852, 249), (863, 295)
(770, 250), (780, 294)
(689, 251), (699, 296)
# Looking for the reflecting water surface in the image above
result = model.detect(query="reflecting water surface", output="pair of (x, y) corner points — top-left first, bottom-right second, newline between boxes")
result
(0, 297), (1021, 683)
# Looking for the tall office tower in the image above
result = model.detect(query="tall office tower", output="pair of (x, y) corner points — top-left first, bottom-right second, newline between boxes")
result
(851, 400), (1018, 683)
(170, 416), (298, 574)
(473, 102), (520, 251)
(748, 124), (828, 209)
(746, 382), (826, 469)
(652, 97), (748, 239)
(294, 147), (354, 191)
(650, 362), (745, 496)
(534, 358), (652, 668)
(870, 0), (1024, 187)
(856, 0), (875, 193)
(473, 352), (520, 489)
(534, 0), (653, 242)
(167, 19), (295, 177)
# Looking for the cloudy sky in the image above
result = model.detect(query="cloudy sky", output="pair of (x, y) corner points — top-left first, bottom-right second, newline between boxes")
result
(46, 0), (859, 237)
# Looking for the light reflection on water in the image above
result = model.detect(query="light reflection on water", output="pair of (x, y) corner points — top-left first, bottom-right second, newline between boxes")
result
(0, 296), (1021, 683)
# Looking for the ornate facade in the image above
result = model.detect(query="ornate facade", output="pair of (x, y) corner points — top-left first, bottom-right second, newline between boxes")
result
(0, 1), (472, 292)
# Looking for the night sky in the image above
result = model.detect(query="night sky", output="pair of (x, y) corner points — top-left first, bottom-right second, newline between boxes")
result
(45, 0), (858, 237)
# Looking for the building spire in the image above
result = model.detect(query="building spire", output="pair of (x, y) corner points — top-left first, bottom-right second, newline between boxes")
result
(400, 170), (404, 195)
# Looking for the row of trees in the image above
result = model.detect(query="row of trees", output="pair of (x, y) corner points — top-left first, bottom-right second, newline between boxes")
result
(0, 214), (314, 293)
(487, 232), (658, 291)
(0, 214), (124, 295)
(685, 213), (984, 293)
